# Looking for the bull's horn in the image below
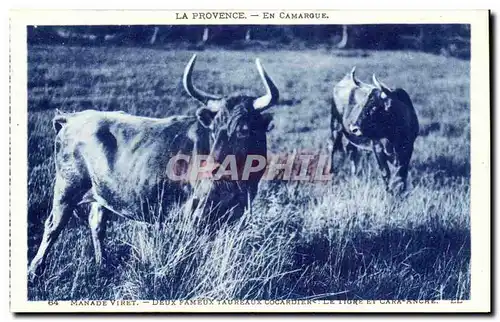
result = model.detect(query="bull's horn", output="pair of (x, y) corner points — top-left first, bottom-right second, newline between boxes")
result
(183, 54), (222, 105)
(372, 74), (391, 92)
(350, 66), (360, 87)
(253, 59), (279, 111)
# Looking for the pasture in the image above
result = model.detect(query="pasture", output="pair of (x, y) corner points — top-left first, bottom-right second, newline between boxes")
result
(27, 45), (470, 300)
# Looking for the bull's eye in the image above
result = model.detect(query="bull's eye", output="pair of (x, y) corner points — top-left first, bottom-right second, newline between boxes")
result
(236, 124), (250, 138)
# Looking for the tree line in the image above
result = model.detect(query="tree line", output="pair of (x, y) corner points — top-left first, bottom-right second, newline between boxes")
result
(28, 25), (470, 59)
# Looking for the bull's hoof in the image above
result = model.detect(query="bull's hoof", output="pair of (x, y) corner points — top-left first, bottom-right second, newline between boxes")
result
(28, 267), (42, 283)
(28, 258), (48, 283)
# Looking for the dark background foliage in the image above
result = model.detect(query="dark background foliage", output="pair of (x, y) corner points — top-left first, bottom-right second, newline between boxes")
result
(28, 24), (470, 59)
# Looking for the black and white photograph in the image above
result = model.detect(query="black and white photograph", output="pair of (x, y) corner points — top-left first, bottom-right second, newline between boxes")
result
(9, 9), (490, 313)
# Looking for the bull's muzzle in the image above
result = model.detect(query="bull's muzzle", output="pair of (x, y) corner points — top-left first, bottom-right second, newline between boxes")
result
(349, 124), (363, 136)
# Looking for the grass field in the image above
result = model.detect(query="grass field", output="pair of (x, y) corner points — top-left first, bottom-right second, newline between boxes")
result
(27, 45), (470, 300)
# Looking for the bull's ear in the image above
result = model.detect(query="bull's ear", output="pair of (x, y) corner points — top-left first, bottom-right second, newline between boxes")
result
(261, 113), (274, 132)
(196, 107), (217, 128)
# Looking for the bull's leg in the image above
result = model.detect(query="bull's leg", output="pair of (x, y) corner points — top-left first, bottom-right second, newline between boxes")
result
(391, 145), (414, 193)
(28, 175), (85, 280)
(330, 104), (343, 175)
(345, 143), (360, 175)
(88, 203), (109, 267)
(372, 143), (391, 189)
(184, 195), (200, 217)
(329, 129), (343, 174)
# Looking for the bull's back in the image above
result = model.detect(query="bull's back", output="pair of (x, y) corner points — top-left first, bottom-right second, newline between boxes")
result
(56, 110), (201, 218)
(392, 88), (419, 140)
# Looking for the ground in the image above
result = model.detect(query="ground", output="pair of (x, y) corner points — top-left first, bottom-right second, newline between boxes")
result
(27, 45), (470, 300)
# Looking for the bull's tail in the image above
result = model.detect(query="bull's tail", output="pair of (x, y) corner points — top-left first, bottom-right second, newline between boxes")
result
(53, 109), (68, 134)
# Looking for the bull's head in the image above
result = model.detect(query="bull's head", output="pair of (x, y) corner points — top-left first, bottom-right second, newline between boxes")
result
(183, 54), (279, 178)
(345, 70), (394, 139)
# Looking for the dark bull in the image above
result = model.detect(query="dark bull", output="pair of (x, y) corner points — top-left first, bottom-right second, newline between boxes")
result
(330, 68), (419, 193)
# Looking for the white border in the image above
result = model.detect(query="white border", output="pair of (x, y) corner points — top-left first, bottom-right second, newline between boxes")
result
(9, 9), (490, 313)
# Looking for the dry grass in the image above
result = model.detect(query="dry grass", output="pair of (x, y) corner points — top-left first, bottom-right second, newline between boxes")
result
(27, 45), (469, 300)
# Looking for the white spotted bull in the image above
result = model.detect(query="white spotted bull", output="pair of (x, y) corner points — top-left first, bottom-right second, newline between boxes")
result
(330, 68), (419, 192)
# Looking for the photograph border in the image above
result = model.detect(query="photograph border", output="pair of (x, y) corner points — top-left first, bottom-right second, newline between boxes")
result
(10, 9), (491, 313)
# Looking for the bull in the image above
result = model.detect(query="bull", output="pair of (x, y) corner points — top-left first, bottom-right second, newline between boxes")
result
(182, 54), (279, 231)
(330, 68), (419, 192)
(28, 54), (280, 279)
